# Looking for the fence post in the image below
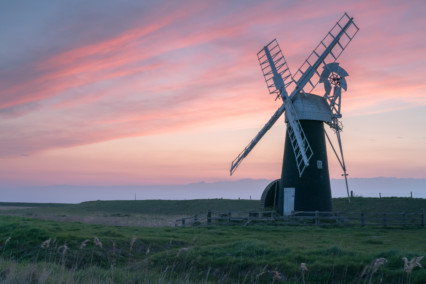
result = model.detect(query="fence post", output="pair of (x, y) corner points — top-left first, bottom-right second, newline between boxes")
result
(207, 210), (212, 224)
(383, 213), (387, 227)
(360, 212), (365, 227)
(315, 211), (319, 225)
(182, 218), (185, 226)
(228, 211), (231, 223)
(194, 215), (198, 225)
(421, 209), (424, 227)
(402, 212), (406, 227)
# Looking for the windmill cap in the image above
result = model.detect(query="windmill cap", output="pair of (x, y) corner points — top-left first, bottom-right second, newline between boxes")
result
(285, 93), (332, 123)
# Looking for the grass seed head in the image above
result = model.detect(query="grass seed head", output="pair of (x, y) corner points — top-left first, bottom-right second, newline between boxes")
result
(360, 265), (369, 278)
(58, 244), (68, 256)
(80, 239), (90, 249)
(130, 235), (137, 251)
(270, 270), (283, 280)
(94, 237), (102, 248)
(41, 238), (51, 248)
(301, 263), (309, 272)
(402, 256), (424, 273)
(372, 258), (387, 273)
(4, 236), (11, 246)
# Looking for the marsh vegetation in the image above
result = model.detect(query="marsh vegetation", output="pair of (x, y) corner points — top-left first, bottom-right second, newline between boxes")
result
(0, 198), (424, 283)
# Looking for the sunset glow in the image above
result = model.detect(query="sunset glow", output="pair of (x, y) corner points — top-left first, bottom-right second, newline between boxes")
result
(0, 0), (425, 189)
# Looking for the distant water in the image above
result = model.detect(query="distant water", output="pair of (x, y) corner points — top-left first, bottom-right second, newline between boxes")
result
(0, 178), (424, 203)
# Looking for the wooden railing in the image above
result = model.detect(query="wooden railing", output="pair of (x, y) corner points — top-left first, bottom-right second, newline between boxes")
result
(175, 210), (276, 227)
(175, 209), (425, 228)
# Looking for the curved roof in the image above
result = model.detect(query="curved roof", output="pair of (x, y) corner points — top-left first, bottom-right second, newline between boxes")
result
(260, 179), (280, 209)
(285, 93), (331, 122)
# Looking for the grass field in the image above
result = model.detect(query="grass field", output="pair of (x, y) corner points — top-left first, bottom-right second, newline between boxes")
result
(0, 199), (259, 227)
(2, 197), (424, 215)
(0, 198), (425, 283)
(2, 197), (425, 227)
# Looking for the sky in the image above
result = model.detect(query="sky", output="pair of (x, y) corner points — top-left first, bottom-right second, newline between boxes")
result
(0, 0), (425, 188)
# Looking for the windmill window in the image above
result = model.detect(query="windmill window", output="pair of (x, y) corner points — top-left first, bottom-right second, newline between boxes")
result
(317, 160), (323, 169)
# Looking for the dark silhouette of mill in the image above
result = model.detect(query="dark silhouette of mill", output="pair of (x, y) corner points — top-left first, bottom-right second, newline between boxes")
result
(230, 13), (359, 215)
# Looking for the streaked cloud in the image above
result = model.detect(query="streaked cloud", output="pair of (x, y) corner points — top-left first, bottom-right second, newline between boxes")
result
(0, 0), (425, 185)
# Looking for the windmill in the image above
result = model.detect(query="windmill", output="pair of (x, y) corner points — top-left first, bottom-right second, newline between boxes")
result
(230, 13), (359, 215)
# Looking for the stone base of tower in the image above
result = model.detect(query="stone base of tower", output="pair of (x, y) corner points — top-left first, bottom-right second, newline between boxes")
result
(277, 120), (332, 215)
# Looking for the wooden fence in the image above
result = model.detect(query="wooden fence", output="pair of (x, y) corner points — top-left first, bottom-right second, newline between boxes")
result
(175, 209), (425, 228)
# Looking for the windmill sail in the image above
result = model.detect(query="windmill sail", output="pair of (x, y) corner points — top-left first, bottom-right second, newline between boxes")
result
(260, 40), (313, 175)
(229, 98), (313, 177)
(283, 99), (313, 176)
(289, 13), (359, 96)
(230, 104), (285, 175)
(257, 39), (294, 99)
(231, 40), (313, 176)
(230, 12), (358, 177)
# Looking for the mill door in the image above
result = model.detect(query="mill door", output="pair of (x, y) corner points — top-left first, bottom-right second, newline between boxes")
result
(283, 187), (295, 216)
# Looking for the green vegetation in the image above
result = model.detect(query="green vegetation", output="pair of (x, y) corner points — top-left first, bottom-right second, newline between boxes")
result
(0, 215), (425, 283)
(4, 197), (426, 217)
(0, 202), (70, 208)
(68, 199), (258, 215)
(0, 199), (261, 228)
(1, 199), (258, 216)
(333, 197), (426, 213)
(0, 197), (425, 283)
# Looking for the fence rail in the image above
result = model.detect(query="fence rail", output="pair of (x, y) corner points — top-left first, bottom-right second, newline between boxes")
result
(175, 209), (425, 228)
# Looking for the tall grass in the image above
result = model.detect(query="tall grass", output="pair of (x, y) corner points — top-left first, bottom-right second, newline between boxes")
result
(0, 197), (425, 283)
(0, 215), (425, 283)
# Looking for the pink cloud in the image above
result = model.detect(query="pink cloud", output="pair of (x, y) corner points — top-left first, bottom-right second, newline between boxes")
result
(1, 0), (425, 184)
